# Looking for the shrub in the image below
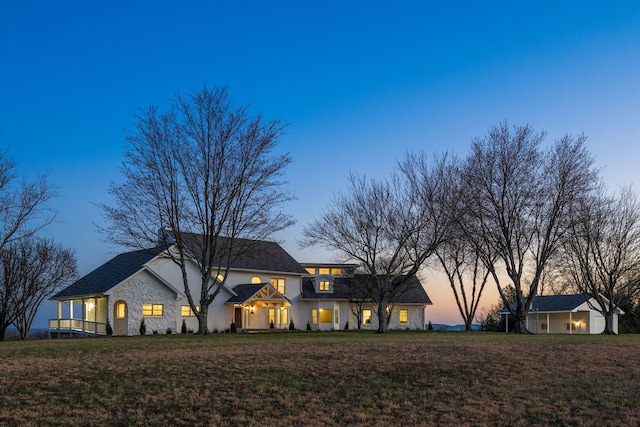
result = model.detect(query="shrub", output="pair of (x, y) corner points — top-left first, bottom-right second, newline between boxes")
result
(105, 319), (113, 336)
(166, 328), (172, 335)
(139, 318), (146, 336)
(428, 320), (433, 331)
(344, 321), (349, 330)
(230, 322), (237, 333)
(152, 330), (158, 335)
(289, 320), (295, 331)
(270, 321), (275, 329)
(306, 321), (312, 331)
(181, 319), (187, 334)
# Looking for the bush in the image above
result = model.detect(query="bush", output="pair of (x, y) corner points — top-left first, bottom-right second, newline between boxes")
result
(166, 328), (172, 335)
(428, 320), (433, 331)
(152, 330), (158, 335)
(139, 318), (146, 336)
(181, 319), (187, 334)
(289, 320), (295, 331)
(230, 322), (237, 333)
(344, 321), (349, 330)
(106, 319), (113, 336)
(270, 321), (275, 329)
(306, 321), (312, 331)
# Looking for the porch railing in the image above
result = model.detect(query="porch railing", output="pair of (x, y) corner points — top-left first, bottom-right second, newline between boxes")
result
(48, 319), (107, 336)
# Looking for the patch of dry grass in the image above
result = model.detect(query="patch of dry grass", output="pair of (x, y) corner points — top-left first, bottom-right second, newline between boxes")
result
(0, 332), (639, 426)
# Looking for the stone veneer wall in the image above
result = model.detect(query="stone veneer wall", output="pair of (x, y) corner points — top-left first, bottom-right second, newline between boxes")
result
(348, 305), (425, 330)
(109, 272), (177, 336)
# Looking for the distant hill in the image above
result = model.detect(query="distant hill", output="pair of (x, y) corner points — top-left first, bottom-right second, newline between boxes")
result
(428, 323), (481, 331)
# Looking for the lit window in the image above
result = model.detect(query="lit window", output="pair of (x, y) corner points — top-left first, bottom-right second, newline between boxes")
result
(331, 268), (342, 275)
(251, 276), (262, 284)
(116, 302), (126, 319)
(217, 274), (225, 282)
(281, 308), (288, 325)
(181, 305), (199, 317)
(320, 309), (332, 324)
(399, 309), (408, 324)
(319, 280), (331, 291)
(319, 268), (330, 275)
(270, 278), (286, 293)
(142, 304), (163, 316)
(305, 267), (316, 275)
(269, 308), (276, 325)
(363, 309), (372, 324)
(312, 309), (318, 324)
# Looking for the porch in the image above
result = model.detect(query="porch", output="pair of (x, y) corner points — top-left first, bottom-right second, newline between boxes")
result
(49, 296), (109, 337)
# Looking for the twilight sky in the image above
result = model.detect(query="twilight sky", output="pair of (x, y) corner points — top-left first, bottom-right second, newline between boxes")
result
(2, 1), (639, 327)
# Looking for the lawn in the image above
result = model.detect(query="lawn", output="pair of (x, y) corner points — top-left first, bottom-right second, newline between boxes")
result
(0, 331), (639, 426)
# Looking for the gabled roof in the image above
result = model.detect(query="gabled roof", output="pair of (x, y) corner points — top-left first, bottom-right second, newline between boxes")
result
(498, 294), (591, 314)
(301, 274), (432, 305)
(226, 283), (291, 305)
(165, 231), (307, 275)
(51, 247), (166, 300)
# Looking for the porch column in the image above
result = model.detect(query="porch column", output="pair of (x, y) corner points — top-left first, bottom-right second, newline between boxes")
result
(546, 313), (549, 334)
(82, 298), (87, 335)
(569, 312), (572, 335)
(57, 301), (62, 319)
(505, 314), (508, 333)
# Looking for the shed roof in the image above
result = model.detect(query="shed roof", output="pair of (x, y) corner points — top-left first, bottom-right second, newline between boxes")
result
(498, 294), (590, 314)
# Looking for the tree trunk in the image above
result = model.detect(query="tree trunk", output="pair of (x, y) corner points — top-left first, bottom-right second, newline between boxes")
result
(465, 318), (473, 331)
(196, 305), (209, 335)
(0, 322), (7, 341)
(376, 303), (387, 334)
(603, 312), (617, 335)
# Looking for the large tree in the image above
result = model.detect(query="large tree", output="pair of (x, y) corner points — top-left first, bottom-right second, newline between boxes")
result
(460, 122), (599, 333)
(100, 86), (294, 334)
(561, 186), (640, 334)
(301, 153), (457, 333)
(0, 149), (58, 340)
(7, 238), (77, 340)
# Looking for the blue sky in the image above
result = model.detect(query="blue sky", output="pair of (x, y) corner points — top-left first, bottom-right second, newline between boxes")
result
(2, 1), (639, 326)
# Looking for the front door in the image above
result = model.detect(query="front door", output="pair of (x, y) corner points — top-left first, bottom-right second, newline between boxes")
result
(113, 300), (128, 335)
(234, 307), (243, 329)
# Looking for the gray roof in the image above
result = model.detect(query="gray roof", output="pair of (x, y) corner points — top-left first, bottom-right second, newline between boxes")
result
(225, 283), (291, 304)
(498, 294), (590, 314)
(51, 247), (165, 300)
(169, 232), (307, 275)
(301, 274), (432, 305)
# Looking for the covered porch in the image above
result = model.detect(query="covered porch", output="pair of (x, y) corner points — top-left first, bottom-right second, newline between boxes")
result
(49, 296), (108, 337)
(227, 283), (292, 331)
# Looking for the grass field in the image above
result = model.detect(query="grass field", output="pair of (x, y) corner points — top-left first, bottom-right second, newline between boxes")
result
(1, 331), (639, 426)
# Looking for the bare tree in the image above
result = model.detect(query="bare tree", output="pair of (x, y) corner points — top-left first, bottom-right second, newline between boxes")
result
(0, 149), (58, 340)
(460, 122), (599, 333)
(6, 238), (77, 340)
(301, 153), (456, 333)
(561, 187), (640, 334)
(434, 236), (493, 331)
(100, 86), (294, 334)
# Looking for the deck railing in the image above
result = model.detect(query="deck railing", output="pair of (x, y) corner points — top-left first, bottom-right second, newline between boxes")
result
(48, 319), (107, 336)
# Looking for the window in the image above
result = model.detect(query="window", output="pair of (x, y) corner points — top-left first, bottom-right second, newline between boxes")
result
(181, 305), (199, 317)
(251, 276), (262, 284)
(319, 280), (331, 291)
(566, 322), (577, 330)
(269, 308), (276, 325)
(312, 309), (318, 324)
(541, 323), (548, 330)
(280, 308), (288, 325)
(320, 309), (332, 324)
(115, 301), (126, 319)
(142, 304), (163, 316)
(270, 278), (286, 293)
(305, 267), (316, 275)
(399, 309), (408, 324)
(331, 268), (342, 276)
(216, 274), (225, 282)
(319, 268), (330, 275)
(363, 309), (372, 324)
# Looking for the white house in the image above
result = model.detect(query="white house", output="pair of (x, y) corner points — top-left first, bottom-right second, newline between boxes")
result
(49, 237), (431, 336)
(498, 294), (624, 334)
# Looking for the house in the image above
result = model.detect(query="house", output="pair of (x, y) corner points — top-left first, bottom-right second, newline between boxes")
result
(49, 238), (431, 336)
(498, 294), (624, 334)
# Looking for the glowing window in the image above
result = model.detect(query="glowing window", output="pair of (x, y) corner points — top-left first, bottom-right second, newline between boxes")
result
(115, 302), (126, 319)
(399, 309), (408, 324)
(181, 305), (198, 317)
(251, 276), (262, 284)
(142, 304), (163, 316)
(312, 309), (318, 324)
(281, 308), (288, 325)
(270, 278), (286, 293)
(319, 268), (330, 275)
(363, 309), (372, 324)
(305, 267), (316, 274)
(319, 280), (331, 291)
(217, 274), (225, 282)
(320, 309), (332, 324)
(331, 268), (342, 275)
(269, 308), (276, 325)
